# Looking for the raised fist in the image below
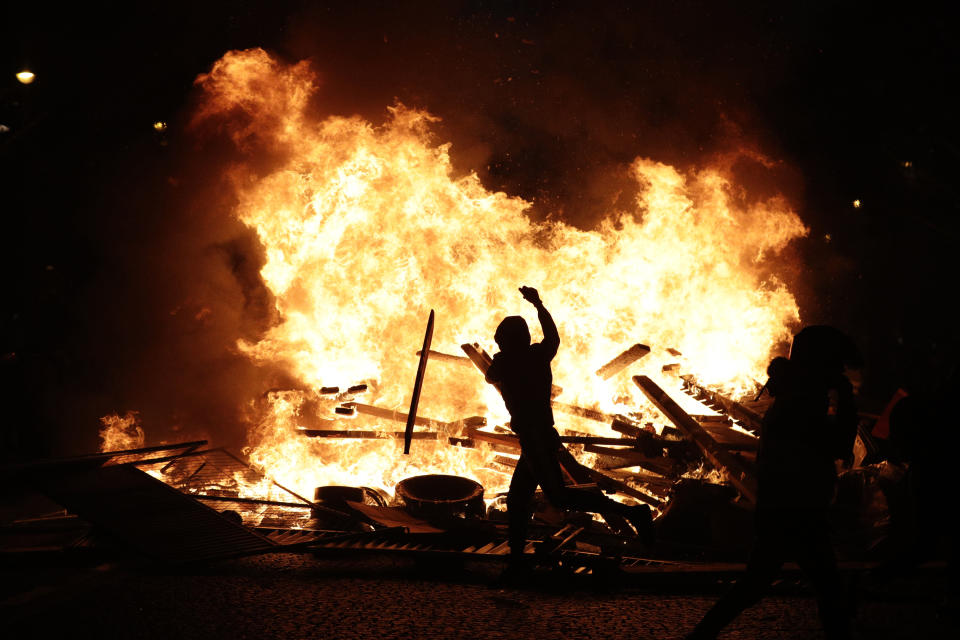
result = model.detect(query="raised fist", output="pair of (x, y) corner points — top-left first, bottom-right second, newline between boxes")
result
(519, 286), (542, 306)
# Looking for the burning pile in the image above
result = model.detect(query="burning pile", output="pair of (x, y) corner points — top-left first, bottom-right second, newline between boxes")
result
(114, 48), (812, 518)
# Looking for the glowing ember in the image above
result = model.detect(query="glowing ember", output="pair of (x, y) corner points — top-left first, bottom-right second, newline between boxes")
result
(181, 48), (808, 499)
(99, 411), (145, 452)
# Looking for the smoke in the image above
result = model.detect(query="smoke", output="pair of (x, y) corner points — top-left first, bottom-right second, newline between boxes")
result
(279, 2), (802, 228)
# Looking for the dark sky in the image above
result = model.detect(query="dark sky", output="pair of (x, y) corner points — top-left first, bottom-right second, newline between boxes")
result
(2, 1), (957, 457)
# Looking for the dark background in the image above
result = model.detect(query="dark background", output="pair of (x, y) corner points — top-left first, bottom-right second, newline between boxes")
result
(2, 1), (957, 458)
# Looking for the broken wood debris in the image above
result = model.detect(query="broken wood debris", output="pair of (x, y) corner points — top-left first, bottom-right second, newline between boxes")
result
(349, 402), (447, 429)
(460, 342), (493, 373)
(681, 375), (765, 434)
(633, 375), (758, 503)
(299, 429), (439, 440)
(416, 349), (472, 365)
(595, 343), (650, 379)
(585, 444), (680, 479)
(551, 402), (612, 423)
(405, 310), (435, 454)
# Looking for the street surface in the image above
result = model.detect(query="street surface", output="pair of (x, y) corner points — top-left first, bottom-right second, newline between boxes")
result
(2, 552), (955, 639)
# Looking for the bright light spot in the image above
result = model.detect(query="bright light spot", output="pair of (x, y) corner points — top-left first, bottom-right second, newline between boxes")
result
(852, 199), (861, 209)
(902, 160), (912, 168)
(0, 124), (10, 134)
(825, 233), (833, 242)
(153, 121), (168, 132)
(16, 71), (35, 84)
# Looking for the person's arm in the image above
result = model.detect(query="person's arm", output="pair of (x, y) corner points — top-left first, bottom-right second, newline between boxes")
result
(520, 286), (559, 360)
(832, 374), (858, 464)
(485, 356), (502, 384)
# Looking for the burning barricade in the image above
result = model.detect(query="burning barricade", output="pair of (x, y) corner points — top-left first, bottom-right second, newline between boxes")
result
(3, 49), (894, 571)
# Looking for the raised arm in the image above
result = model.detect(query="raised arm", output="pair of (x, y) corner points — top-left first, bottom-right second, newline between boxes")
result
(519, 286), (559, 359)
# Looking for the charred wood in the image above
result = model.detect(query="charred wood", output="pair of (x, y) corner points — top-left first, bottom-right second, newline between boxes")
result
(417, 349), (472, 365)
(299, 429), (438, 440)
(681, 375), (764, 434)
(595, 343), (651, 379)
(633, 375), (758, 503)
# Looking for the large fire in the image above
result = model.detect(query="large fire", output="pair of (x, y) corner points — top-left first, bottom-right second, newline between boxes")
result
(115, 48), (811, 505)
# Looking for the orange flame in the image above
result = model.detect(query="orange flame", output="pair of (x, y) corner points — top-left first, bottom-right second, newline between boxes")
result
(191, 49), (808, 499)
(99, 411), (145, 452)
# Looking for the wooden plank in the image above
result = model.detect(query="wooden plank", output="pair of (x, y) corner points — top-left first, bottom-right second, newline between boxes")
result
(681, 375), (764, 434)
(595, 343), (651, 379)
(466, 426), (520, 450)
(551, 402), (612, 423)
(349, 403), (446, 428)
(699, 424), (759, 450)
(633, 375), (757, 503)
(416, 349), (472, 365)
(460, 343), (492, 374)
(405, 310), (435, 454)
(299, 429), (438, 440)
(585, 445), (679, 478)
(466, 426), (636, 448)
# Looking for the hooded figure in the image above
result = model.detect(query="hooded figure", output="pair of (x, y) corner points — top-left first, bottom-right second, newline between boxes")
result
(486, 287), (651, 575)
(488, 313), (555, 433)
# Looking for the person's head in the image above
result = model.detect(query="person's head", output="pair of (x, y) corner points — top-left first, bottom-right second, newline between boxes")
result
(790, 325), (862, 379)
(765, 356), (794, 397)
(495, 316), (531, 353)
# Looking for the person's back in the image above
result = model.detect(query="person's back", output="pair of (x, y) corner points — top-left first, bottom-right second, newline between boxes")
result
(486, 339), (555, 433)
(758, 357), (846, 510)
(485, 287), (559, 436)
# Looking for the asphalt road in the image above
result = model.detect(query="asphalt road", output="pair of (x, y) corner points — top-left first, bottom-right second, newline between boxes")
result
(2, 552), (955, 639)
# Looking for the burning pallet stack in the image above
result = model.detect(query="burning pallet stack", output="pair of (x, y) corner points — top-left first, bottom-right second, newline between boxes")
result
(12, 334), (896, 572)
(292, 338), (770, 551)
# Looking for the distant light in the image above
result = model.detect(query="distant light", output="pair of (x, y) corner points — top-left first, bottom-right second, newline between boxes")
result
(824, 233), (832, 243)
(16, 70), (35, 84)
(153, 121), (167, 132)
(0, 124), (10, 134)
(902, 160), (912, 168)
(852, 199), (861, 209)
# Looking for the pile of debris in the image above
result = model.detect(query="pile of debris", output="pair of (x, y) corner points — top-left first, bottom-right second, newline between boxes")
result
(2, 340), (892, 577)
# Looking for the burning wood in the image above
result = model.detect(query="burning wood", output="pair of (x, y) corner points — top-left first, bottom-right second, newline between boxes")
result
(299, 429), (439, 440)
(681, 375), (765, 433)
(347, 402), (449, 429)
(416, 349), (472, 365)
(633, 375), (758, 503)
(595, 343), (651, 379)
(405, 310), (435, 454)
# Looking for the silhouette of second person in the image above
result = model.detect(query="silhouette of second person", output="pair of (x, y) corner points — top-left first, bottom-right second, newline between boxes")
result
(485, 286), (652, 571)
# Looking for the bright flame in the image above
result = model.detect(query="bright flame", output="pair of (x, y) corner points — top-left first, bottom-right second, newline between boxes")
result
(99, 411), (145, 452)
(191, 49), (808, 499)
(153, 121), (168, 132)
(16, 71), (35, 85)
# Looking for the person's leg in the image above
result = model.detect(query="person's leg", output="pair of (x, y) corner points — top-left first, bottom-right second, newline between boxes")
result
(687, 513), (786, 639)
(794, 513), (851, 640)
(549, 442), (652, 534)
(506, 451), (539, 562)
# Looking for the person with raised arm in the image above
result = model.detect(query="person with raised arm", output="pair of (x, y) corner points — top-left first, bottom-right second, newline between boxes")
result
(485, 286), (652, 578)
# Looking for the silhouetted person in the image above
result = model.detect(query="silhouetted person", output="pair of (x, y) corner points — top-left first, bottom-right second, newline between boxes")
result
(687, 326), (861, 640)
(879, 376), (958, 613)
(485, 286), (652, 573)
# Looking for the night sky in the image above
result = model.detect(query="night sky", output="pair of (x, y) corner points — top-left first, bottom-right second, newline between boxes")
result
(2, 1), (957, 458)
